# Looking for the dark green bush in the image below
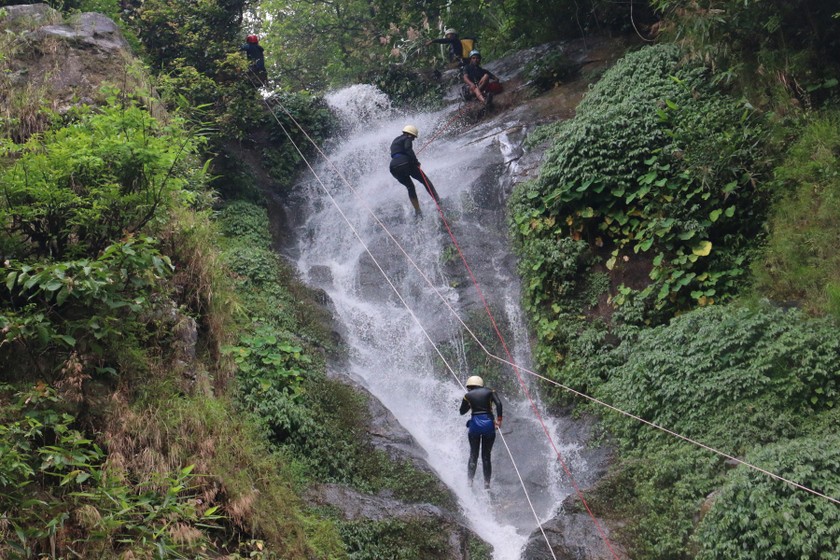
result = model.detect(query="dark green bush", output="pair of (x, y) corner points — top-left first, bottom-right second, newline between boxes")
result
(595, 305), (839, 450)
(523, 49), (581, 92)
(338, 518), (451, 560)
(696, 434), (840, 560)
(511, 44), (771, 331)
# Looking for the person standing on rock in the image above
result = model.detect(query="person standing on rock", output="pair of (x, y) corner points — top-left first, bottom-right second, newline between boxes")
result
(459, 375), (503, 489)
(389, 125), (440, 217)
(240, 34), (266, 80)
(426, 28), (476, 68)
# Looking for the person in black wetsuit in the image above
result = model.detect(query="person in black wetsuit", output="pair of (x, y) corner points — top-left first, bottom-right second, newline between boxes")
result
(459, 375), (503, 489)
(462, 50), (499, 105)
(389, 125), (441, 217)
(426, 28), (475, 67)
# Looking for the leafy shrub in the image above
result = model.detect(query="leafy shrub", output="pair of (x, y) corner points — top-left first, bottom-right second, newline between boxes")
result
(263, 91), (336, 187)
(572, 303), (840, 558)
(523, 49), (581, 92)
(361, 64), (444, 109)
(511, 44), (771, 325)
(338, 518), (451, 560)
(216, 200), (272, 247)
(0, 96), (203, 260)
(696, 434), (840, 560)
(651, 0), (840, 109)
(1, 237), (173, 374)
(595, 305), (839, 450)
(753, 110), (840, 318)
(0, 384), (216, 559)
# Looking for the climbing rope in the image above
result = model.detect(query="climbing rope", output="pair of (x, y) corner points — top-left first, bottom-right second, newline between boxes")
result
(244, 71), (839, 541)
(245, 71), (561, 557)
(417, 168), (623, 560)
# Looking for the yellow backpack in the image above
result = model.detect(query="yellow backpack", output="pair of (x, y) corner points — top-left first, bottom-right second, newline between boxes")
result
(459, 38), (476, 61)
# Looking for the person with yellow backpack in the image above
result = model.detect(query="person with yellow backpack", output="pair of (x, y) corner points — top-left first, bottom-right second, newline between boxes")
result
(426, 28), (476, 68)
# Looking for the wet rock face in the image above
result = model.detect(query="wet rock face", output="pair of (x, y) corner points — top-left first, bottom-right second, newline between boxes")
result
(305, 483), (482, 560)
(523, 493), (628, 560)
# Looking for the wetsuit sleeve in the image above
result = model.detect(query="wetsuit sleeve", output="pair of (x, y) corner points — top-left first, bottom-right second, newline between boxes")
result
(459, 395), (471, 415)
(491, 391), (502, 418)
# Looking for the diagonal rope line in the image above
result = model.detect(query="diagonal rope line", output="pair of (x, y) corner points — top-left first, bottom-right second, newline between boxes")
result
(247, 71), (839, 510)
(418, 168), (622, 559)
(498, 430), (558, 560)
(270, 85), (840, 507)
(246, 72), (560, 553)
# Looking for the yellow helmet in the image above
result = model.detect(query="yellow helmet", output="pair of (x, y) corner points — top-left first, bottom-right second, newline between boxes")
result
(466, 375), (484, 388)
(402, 124), (419, 137)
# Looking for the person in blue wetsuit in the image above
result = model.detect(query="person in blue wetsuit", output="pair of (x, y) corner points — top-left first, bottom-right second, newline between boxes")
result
(460, 375), (503, 489)
(389, 125), (441, 217)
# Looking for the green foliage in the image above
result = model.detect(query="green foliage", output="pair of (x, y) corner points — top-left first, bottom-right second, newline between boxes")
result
(337, 518), (451, 560)
(361, 65), (444, 109)
(0, 95), (205, 260)
(589, 443), (723, 560)
(131, 0), (246, 75)
(2, 237), (172, 371)
(696, 435), (840, 560)
(257, 0), (631, 91)
(565, 303), (840, 558)
(216, 199), (272, 247)
(511, 44), (771, 325)
(224, 324), (311, 393)
(263, 91), (336, 186)
(523, 50), (581, 93)
(0, 384), (216, 559)
(753, 110), (840, 318)
(595, 305), (838, 449)
(651, 0), (840, 109)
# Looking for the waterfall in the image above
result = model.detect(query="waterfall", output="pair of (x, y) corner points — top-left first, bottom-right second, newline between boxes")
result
(288, 84), (589, 559)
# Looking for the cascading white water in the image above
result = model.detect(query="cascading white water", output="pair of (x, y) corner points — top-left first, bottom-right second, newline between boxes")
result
(289, 84), (589, 559)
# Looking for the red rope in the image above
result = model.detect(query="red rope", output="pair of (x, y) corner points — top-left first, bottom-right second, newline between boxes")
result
(418, 168), (622, 560)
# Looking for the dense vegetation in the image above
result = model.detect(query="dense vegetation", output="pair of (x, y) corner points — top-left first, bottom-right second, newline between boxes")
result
(2, 0), (840, 558)
(509, 2), (840, 558)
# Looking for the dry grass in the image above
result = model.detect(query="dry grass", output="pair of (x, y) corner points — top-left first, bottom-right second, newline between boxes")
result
(101, 380), (333, 558)
(162, 208), (239, 387)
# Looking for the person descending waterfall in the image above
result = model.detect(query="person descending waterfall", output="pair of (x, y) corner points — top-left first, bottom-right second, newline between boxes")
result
(460, 375), (503, 489)
(389, 125), (441, 217)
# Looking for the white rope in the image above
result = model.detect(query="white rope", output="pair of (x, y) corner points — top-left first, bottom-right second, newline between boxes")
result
(263, 92), (840, 508)
(253, 84), (560, 553)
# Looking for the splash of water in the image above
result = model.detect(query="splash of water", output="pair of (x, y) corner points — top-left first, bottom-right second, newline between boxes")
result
(294, 85), (586, 559)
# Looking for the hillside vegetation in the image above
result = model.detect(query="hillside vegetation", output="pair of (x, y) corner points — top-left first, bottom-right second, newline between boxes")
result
(509, 2), (840, 558)
(1, 0), (839, 558)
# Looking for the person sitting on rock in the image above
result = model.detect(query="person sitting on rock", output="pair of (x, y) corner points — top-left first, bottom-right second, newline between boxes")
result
(462, 50), (500, 105)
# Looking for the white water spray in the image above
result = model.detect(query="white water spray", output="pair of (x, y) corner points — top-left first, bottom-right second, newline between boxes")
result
(291, 85), (588, 559)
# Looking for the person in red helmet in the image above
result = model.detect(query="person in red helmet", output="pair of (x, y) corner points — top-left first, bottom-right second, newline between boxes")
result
(240, 34), (265, 78)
